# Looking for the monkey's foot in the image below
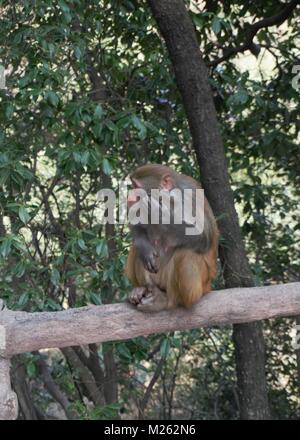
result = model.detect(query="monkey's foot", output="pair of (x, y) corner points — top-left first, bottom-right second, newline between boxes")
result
(128, 286), (168, 313)
(128, 287), (149, 306)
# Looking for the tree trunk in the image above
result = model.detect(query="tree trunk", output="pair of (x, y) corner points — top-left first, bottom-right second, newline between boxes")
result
(147, 0), (270, 419)
(0, 357), (18, 420)
(11, 356), (38, 420)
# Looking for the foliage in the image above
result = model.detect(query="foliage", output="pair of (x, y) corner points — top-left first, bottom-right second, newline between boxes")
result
(0, 0), (299, 419)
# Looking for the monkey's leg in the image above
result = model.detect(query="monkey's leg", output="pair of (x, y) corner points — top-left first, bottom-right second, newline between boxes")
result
(168, 249), (209, 308)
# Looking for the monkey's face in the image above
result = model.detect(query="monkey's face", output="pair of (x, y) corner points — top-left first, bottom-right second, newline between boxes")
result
(127, 177), (144, 209)
(127, 170), (174, 209)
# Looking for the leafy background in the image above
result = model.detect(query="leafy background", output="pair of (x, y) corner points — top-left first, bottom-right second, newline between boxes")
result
(0, 0), (299, 419)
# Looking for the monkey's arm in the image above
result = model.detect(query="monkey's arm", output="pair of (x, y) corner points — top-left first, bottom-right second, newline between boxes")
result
(131, 225), (159, 273)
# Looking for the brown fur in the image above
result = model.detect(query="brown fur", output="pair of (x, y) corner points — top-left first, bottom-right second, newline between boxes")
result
(125, 233), (218, 308)
(126, 164), (219, 311)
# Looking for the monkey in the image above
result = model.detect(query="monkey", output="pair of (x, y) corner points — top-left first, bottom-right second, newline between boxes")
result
(125, 163), (219, 313)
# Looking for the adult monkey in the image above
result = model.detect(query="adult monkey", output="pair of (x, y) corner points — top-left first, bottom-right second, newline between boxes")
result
(125, 164), (219, 312)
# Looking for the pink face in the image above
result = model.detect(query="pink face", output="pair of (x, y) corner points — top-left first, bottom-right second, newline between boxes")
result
(127, 174), (174, 209)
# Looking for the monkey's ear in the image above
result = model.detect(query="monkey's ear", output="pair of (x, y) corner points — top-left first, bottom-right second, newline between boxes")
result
(161, 174), (174, 191)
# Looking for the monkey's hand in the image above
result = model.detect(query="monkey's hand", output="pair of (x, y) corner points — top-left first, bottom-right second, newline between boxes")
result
(135, 239), (159, 273)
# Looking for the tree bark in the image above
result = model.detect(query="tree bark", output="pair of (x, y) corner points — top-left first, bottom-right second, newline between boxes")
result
(0, 357), (18, 420)
(0, 283), (300, 358)
(1, 283), (300, 419)
(147, 0), (271, 419)
(61, 347), (104, 407)
(35, 353), (76, 419)
(11, 356), (38, 420)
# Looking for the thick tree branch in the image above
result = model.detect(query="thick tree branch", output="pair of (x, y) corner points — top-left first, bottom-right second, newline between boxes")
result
(35, 353), (76, 419)
(209, 0), (300, 67)
(0, 283), (300, 357)
(61, 347), (104, 407)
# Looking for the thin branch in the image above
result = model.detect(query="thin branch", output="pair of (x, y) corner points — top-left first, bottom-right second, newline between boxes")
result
(209, 0), (300, 67)
(35, 353), (76, 419)
(138, 355), (166, 419)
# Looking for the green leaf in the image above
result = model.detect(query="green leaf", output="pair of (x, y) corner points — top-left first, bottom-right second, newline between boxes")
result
(212, 16), (221, 34)
(26, 361), (37, 378)
(19, 206), (30, 224)
(19, 75), (31, 88)
(105, 120), (115, 131)
(0, 169), (9, 185)
(192, 15), (204, 28)
(48, 42), (55, 58)
(131, 115), (147, 140)
(81, 151), (89, 166)
(227, 88), (249, 107)
(77, 239), (87, 250)
(92, 123), (103, 139)
(94, 105), (104, 120)
(50, 268), (60, 286)
(102, 158), (112, 175)
(74, 46), (82, 60)
(18, 292), (29, 308)
(15, 164), (33, 181)
(0, 153), (9, 163)
(172, 336), (181, 349)
(131, 115), (143, 130)
(0, 238), (12, 257)
(96, 240), (108, 258)
(73, 151), (82, 163)
(58, 0), (70, 12)
(46, 298), (61, 311)
(5, 104), (14, 119)
(12, 238), (26, 252)
(58, 0), (72, 23)
(236, 88), (249, 104)
(117, 343), (132, 361)
(160, 338), (170, 357)
(47, 91), (59, 107)
(103, 266), (114, 281)
(90, 292), (102, 305)
(14, 262), (26, 278)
